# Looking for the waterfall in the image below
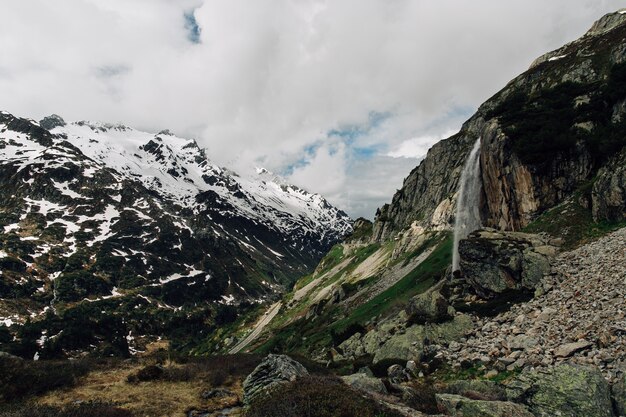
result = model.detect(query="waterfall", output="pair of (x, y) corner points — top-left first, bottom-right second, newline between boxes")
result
(452, 138), (482, 273)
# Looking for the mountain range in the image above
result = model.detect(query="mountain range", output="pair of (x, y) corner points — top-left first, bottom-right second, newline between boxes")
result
(0, 111), (350, 357)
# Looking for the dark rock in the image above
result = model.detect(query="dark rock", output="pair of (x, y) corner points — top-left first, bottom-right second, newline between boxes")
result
(242, 354), (308, 404)
(592, 147), (626, 223)
(458, 229), (555, 297)
(39, 114), (66, 130)
(612, 374), (626, 417)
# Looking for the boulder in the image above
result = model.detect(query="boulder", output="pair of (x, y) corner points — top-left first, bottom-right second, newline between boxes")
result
(506, 364), (613, 417)
(436, 393), (534, 417)
(341, 373), (388, 395)
(242, 354), (308, 404)
(387, 364), (408, 384)
(458, 229), (555, 297)
(406, 282), (453, 324)
(554, 340), (593, 358)
(443, 379), (507, 401)
(373, 314), (472, 364)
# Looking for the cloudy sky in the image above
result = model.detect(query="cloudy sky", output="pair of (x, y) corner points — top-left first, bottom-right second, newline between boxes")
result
(0, 1), (621, 218)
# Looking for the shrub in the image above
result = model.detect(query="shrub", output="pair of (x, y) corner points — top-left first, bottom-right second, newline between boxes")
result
(402, 381), (439, 414)
(0, 358), (91, 401)
(126, 365), (163, 383)
(245, 375), (404, 417)
(0, 402), (133, 417)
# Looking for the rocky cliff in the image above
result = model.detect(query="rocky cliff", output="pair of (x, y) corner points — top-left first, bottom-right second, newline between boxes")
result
(374, 10), (626, 241)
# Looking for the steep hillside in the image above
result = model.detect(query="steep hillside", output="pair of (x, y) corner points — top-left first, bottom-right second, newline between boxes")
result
(0, 111), (351, 358)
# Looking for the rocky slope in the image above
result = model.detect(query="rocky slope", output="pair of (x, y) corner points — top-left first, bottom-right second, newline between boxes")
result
(0, 110), (351, 358)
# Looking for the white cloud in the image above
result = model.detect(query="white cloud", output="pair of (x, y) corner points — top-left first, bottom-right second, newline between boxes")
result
(387, 129), (460, 158)
(0, 0), (621, 217)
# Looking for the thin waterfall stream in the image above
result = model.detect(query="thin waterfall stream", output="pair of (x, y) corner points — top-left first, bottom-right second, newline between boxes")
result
(452, 138), (482, 273)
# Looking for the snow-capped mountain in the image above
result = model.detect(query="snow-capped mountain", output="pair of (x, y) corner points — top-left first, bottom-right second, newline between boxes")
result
(0, 110), (351, 357)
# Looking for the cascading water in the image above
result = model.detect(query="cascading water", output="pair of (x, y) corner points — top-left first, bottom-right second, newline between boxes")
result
(452, 138), (482, 273)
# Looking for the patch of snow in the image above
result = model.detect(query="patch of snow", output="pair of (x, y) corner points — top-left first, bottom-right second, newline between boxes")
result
(3, 224), (19, 233)
(548, 54), (567, 62)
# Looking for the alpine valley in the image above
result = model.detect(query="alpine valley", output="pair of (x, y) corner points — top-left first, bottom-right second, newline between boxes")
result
(2, 8), (626, 417)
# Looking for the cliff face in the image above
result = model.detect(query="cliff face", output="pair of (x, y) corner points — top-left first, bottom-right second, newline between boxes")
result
(373, 10), (626, 241)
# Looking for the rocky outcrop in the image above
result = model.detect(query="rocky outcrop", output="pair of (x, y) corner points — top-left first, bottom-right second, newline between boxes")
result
(372, 126), (480, 242)
(337, 310), (472, 365)
(242, 354), (309, 404)
(372, 10), (626, 243)
(506, 364), (614, 417)
(436, 394), (534, 417)
(593, 147), (626, 223)
(458, 229), (556, 297)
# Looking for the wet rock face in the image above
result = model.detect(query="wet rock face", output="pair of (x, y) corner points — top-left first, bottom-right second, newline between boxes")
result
(506, 364), (614, 417)
(458, 229), (556, 297)
(242, 354), (308, 405)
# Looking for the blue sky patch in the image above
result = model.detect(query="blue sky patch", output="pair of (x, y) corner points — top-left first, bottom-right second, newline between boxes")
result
(184, 11), (201, 44)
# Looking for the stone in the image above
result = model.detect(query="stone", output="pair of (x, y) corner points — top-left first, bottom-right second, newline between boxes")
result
(554, 340), (593, 358)
(506, 364), (613, 417)
(357, 366), (375, 377)
(242, 354), (309, 404)
(201, 388), (235, 400)
(341, 373), (388, 395)
(406, 283), (452, 324)
(458, 229), (555, 297)
(387, 364), (408, 383)
(436, 394), (534, 417)
(443, 379), (507, 401)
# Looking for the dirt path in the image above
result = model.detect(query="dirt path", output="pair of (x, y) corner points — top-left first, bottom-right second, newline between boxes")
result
(228, 302), (282, 354)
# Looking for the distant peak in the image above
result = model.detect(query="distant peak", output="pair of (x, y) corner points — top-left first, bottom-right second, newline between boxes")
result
(39, 114), (66, 131)
(586, 9), (626, 37)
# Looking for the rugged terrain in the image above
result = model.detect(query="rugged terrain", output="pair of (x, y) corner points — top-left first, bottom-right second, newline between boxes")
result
(1, 7), (626, 417)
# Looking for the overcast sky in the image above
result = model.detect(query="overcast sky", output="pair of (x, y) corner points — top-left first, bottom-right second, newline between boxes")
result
(0, 1), (621, 219)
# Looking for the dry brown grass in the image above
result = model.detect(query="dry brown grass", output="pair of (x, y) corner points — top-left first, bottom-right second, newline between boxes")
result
(37, 361), (242, 417)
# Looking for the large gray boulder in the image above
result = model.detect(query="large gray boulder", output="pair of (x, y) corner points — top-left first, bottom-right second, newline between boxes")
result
(506, 364), (613, 417)
(341, 373), (388, 395)
(406, 282), (453, 324)
(458, 229), (556, 297)
(242, 354), (309, 404)
(436, 393), (534, 417)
